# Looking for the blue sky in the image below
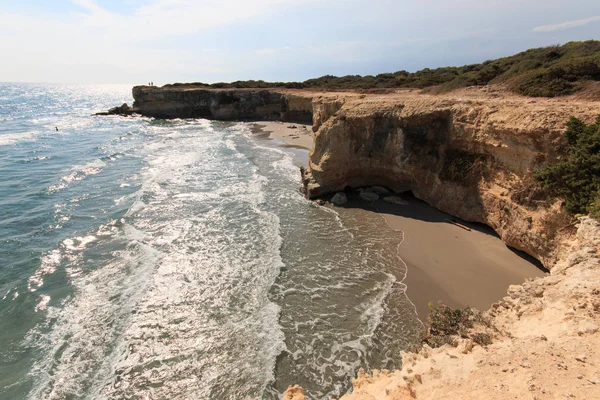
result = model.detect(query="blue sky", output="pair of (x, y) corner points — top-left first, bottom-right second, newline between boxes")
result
(1, 0), (599, 84)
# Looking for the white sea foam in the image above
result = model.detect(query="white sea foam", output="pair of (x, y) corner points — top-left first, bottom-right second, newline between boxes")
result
(27, 249), (62, 291)
(47, 159), (107, 193)
(28, 121), (289, 399)
(0, 131), (38, 146)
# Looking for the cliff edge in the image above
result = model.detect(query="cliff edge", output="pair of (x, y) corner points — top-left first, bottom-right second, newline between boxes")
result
(114, 84), (600, 399)
(335, 216), (600, 400)
(302, 87), (600, 267)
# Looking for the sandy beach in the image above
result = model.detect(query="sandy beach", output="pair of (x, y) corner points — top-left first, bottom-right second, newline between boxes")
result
(373, 194), (547, 319)
(252, 120), (546, 321)
(250, 121), (314, 150)
(329, 193), (546, 320)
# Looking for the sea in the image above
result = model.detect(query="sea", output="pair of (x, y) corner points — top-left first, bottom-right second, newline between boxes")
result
(0, 83), (423, 400)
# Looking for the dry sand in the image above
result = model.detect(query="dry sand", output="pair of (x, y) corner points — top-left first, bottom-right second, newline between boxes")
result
(373, 194), (547, 320)
(249, 121), (547, 321)
(250, 121), (313, 150)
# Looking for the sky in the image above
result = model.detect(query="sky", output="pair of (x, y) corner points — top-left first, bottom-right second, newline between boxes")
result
(0, 0), (599, 84)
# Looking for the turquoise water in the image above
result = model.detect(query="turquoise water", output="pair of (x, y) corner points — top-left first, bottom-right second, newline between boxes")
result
(0, 83), (422, 399)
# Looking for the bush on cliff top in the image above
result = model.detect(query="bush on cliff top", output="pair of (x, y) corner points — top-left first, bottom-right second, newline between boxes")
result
(167, 41), (600, 97)
(424, 302), (493, 348)
(535, 115), (600, 215)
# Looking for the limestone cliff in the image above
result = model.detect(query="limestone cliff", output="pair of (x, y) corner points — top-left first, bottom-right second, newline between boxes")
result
(124, 84), (600, 266)
(131, 86), (313, 123)
(338, 216), (600, 400)
(303, 88), (600, 267)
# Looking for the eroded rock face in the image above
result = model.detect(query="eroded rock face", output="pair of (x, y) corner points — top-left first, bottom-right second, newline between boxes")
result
(95, 103), (134, 116)
(131, 86), (315, 122)
(339, 217), (600, 400)
(304, 91), (600, 266)
(281, 385), (307, 400)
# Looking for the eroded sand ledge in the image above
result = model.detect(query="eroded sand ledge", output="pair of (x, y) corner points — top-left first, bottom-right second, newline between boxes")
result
(123, 85), (600, 399)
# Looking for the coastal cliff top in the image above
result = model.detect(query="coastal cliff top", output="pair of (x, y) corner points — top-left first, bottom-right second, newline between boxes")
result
(133, 84), (600, 133)
(144, 40), (600, 98)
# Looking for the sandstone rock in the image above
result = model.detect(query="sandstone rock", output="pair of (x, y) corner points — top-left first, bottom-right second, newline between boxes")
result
(281, 385), (306, 400)
(130, 86), (314, 122)
(96, 103), (134, 116)
(330, 192), (348, 206)
(303, 90), (600, 266)
(370, 186), (391, 195)
(359, 192), (379, 202)
(383, 196), (409, 206)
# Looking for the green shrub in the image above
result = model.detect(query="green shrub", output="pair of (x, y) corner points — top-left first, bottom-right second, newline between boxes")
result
(440, 149), (487, 184)
(471, 332), (493, 346)
(424, 302), (495, 348)
(424, 302), (474, 347)
(163, 41), (600, 97)
(589, 191), (600, 220)
(535, 115), (600, 215)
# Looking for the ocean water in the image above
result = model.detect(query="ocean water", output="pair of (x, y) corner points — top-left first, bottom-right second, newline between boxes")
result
(0, 83), (423, 400)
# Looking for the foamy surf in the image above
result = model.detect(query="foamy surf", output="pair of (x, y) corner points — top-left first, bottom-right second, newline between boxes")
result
(2, 85), (423, 400)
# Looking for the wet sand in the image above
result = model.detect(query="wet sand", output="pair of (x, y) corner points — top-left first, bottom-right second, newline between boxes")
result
(250, 121), (313, 150)
(249, 123), (546, 321)
(372, 194), (547, 320)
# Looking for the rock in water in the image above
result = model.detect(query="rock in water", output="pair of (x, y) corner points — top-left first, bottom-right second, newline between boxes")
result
(330, 192), (348, 206)
(95, 103), (134, 116)
(370, 186), (390, 195)
(383, 196), (409, 205)
(359, 192), (379, 202)
(282, 385), (306, 400)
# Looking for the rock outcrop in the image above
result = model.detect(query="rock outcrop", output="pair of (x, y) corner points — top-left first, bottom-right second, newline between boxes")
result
(129, 86), (314, 122)
(95, 103), (135, 116)
(303, 88), (600, 267)
(339, 217), (600, 400)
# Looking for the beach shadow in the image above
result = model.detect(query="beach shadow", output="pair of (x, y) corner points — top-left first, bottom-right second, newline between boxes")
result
(334, 190), (548, 273)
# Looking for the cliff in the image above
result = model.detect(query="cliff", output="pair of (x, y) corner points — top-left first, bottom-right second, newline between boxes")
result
(130, 85), (313, 123)
(336, 216), (600, 400)
(114, 84), (600, 399)
(302, 87), (600, 267)
(125, 84), (600, 265)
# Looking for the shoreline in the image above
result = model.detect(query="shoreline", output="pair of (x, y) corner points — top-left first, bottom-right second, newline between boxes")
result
(249, 121), (313, 151)
(334, 194), (547, 321)
(246, 121), (547, 321)
(374, 194), (547, 319)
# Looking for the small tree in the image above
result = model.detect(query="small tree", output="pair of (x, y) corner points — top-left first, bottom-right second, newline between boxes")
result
(536, 115), (600, 215)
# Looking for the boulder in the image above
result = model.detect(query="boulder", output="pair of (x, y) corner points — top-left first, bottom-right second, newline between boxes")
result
(370, 186), (391, 195)
(383, 196), (409, 206)
(359, 192), (379, 202)
(95, 103), (135, 116)
(330, 192), (348, 206)
(282, 385), (306, 400)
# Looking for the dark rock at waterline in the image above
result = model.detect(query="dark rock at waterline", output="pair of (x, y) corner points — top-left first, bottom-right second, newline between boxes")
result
(95, 103), (135, 116)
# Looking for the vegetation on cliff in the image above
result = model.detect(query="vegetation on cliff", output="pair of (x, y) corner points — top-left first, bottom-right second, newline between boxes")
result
(536, 115), (600, 216)
(165, 41), (600, 97)
(424, 302), (494, 348)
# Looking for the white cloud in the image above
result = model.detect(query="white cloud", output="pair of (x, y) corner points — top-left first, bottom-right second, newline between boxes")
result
(533, 15), (600, 32)
(0, 0), (322, 83)
(256, 48), (279, 56)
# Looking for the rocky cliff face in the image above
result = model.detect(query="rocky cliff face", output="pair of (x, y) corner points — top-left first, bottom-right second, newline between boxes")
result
(336, 216), (600, 400)
(128, 85), (600, 266)
(131, 86), (314, 123)
(303, 88), (600, 267)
